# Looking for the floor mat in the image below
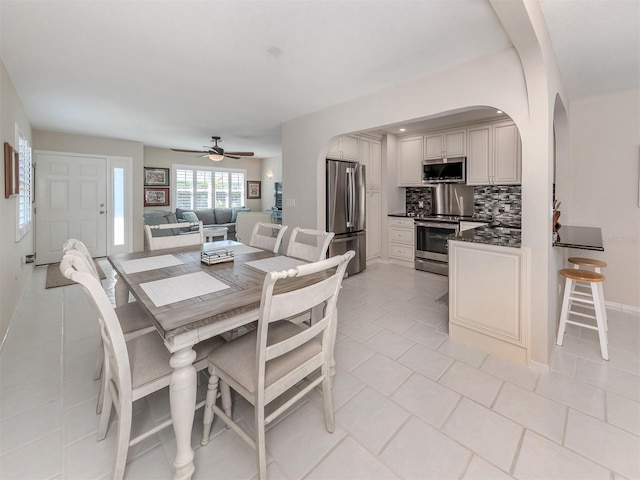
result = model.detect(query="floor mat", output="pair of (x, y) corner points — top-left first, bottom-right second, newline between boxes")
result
(45, 261), (106, 288)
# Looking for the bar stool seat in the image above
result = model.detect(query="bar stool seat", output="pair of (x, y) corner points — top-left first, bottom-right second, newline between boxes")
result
(556, 268), (608, 360)
(568, 257), (607, 272)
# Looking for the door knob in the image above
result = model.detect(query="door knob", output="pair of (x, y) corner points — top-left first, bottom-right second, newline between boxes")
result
(99, 211), (105, 214)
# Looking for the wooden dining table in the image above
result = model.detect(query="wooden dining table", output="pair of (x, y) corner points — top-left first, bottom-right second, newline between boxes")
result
(108, 240), (330, 480)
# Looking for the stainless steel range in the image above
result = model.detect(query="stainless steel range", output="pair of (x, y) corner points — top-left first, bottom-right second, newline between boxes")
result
(414, 184), (474, 275)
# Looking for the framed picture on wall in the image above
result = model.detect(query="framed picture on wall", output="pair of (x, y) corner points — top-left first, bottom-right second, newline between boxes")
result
(144, 187), (170, 206)
(247, 180), (261, 199)
(144, 167), (170, 186)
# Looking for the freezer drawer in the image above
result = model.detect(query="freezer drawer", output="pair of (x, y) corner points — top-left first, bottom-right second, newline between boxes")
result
(328, 232), (366, 276)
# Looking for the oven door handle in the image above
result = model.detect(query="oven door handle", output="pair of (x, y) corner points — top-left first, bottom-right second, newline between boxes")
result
(415, 222), (459, 230)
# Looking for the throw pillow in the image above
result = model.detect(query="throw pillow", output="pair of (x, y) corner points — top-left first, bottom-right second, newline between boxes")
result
(182, 211), (199, 224)
(231, 207), (251, 222)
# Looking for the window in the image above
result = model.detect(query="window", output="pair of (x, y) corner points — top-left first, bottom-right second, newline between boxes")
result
(175, 166), (245, 209)
(15, 127), (32, 241)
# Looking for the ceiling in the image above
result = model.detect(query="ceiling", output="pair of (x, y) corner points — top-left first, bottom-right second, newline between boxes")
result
(1, 1), (637, 158)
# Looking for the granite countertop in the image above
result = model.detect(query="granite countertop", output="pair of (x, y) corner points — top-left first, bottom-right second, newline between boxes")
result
(450, 226), (522, 248)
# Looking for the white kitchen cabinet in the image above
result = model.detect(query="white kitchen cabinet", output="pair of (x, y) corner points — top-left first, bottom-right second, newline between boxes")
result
(424, 129), (466, 160)
(359, 136), (382, 189)
(366, 190), (381, 260)
(467, 121), (521, 185)
(327, 135), (359, 161)
(459, 221), (488, 232)
(397, 136), (423, 187)
(449, 240), (530, 365)
(493, 121), (521, 184)
(388, 217), (414, 266)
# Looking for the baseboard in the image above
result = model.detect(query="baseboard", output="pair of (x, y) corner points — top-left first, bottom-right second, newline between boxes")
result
(605, 300), (640, 315)
(529, 358), (550, 373)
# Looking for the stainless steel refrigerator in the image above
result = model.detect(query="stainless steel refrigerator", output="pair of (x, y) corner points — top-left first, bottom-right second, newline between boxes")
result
(326, 159), (366, 276)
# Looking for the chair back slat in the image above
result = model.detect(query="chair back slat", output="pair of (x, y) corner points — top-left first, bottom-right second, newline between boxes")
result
(285, 228), (334, 262)
(249, 223), (288, 253)
(63, 239), (100, 280)
(144, 221), (204, 250)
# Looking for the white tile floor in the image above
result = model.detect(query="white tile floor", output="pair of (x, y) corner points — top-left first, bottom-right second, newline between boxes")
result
(1, 261), (639, 479)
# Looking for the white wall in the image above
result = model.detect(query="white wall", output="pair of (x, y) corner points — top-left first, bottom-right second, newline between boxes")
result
(33, 131), (145, 251)
(565, 89), (640, 308)
(260, 155), (282, 212)
(0, 60), (34, 343)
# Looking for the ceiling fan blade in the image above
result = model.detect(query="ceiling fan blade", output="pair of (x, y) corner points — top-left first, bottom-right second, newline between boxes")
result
(171, 148), (207, 154)
(224, 151), (254, 156)
(225, 155), (241, 160)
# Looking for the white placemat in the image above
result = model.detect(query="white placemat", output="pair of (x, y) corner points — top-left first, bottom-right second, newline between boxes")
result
(226, 245), (263, 255)
(140, 271), (230, 307)
(120, 254), (185, 274)
(245, 256), (307, 273)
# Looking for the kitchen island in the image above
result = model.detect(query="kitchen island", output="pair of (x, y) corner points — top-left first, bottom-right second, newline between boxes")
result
(448, 226), (530, 365)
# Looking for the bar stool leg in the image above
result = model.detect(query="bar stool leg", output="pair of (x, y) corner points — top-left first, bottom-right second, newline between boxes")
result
(591, 282), (609, 360)
(556, 277), (573, 346)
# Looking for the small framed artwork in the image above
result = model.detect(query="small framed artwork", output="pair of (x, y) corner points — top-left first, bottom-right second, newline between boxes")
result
(247, 180), (261, 199)
(144, 167), (170, 186)
(144, 187), (170, 206)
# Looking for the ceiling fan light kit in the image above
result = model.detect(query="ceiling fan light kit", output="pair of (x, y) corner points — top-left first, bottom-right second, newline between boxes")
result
(171, 135), (255, 161)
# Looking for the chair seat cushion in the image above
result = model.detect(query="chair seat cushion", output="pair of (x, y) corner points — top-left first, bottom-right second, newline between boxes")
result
(115, 301), (154, 334)
(128, 333), (224, 390)
(209, 321), (322, 394)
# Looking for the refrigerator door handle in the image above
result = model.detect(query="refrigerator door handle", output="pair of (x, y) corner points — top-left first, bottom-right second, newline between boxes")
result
(346, 167), (353, 228)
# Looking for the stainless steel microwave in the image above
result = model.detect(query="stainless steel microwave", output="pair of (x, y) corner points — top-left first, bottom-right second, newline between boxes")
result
(422, 156), (467, 185)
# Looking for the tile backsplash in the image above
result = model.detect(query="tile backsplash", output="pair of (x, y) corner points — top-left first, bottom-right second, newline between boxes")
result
(405, 185), (522, 228)
(473, 185), (521, 228)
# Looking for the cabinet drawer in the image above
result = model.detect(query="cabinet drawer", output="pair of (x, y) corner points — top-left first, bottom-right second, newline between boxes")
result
(388, 218), (414, 229)
(389, 227), (414, 245)
(389, 243), (414, 261)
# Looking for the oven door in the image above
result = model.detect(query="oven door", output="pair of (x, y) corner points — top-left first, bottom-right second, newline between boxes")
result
(415, 221), (458, 262)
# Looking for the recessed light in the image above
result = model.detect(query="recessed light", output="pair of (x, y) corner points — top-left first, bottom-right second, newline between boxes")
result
(496, 110), (503, 114)
(399, 128), (406, 132)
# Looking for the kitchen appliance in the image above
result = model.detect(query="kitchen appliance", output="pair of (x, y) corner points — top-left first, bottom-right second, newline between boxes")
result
(422, 156), (466, 185)
(326, 159), (366, 276)
(414, 184), (474, 275)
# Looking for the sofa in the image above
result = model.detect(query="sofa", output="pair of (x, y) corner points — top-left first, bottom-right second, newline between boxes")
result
(143, 208), (251, 242)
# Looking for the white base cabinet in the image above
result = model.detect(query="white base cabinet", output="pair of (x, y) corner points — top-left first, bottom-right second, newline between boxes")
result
(388, 217), (414, 267)
(449, 240), (530, 365)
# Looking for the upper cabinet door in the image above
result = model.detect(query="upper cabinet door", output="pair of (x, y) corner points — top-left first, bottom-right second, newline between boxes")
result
(359, 137), (382, 190)
(424, 134), (444, 159)
(493, 122), (521, 184)
(326, 135), (359, 161)
(424, 129), (466, 159)
(398, 136), (423, 186)
(466, 125), (492, 185)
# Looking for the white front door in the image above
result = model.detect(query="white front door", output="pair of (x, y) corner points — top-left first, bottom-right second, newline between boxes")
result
(35, 152), (107, 265)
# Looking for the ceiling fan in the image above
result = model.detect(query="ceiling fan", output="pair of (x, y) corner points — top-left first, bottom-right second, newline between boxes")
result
(171, 136), (254, 161)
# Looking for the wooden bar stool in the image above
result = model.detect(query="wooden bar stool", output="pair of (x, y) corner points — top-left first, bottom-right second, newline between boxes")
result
(556, 268), (608, 360)
(568, 257), (608, 331)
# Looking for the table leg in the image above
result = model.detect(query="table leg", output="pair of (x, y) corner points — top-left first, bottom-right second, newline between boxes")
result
(169, 347), (198, 480)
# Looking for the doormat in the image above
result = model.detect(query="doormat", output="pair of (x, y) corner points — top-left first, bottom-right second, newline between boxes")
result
(46, 262), (106, 289)
(435, 292), (449, 306)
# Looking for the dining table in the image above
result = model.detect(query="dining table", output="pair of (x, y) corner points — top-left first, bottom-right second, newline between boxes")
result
(108, 240), (331, 480)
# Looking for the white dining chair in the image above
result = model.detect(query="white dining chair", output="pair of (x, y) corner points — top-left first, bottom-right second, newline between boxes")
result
(59, 252), (224, 480)
(235, 212), (273, 244)
(63, 240), (156, 413)
(200, 251), (355, 479)
(285, 227), (335, 262)
(249, 222), (288, 253)
(144, 221), (203, 251)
